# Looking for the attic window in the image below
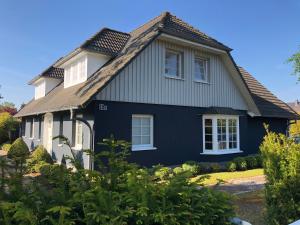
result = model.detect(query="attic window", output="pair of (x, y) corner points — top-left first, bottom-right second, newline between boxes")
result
(165, 49), (183, 78)
(194, 57), (209, 82)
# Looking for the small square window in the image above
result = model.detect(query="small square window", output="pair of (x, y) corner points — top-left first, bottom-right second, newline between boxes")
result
(194, 57), (209, 82)
(165, 49), (183, 78)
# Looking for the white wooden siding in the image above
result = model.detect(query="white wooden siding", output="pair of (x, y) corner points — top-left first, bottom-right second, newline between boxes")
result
(96, 40), (248, 110)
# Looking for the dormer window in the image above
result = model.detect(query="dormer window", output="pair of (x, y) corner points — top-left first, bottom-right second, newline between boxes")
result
(61, 51), (110, 88)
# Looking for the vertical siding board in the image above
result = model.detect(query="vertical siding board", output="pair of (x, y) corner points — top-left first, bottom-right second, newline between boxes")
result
(97, 40), (248, 110)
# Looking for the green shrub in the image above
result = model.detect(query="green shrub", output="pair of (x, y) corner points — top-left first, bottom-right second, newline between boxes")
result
(181, 161), (200, 175)
(173, 166), (184, 174)
(198, 162), (212, 173)
(154, 166), (172, 179)
(233, 157), (247, 171)
(210, 163), (221, 172)
(1, 143), (11, 152)
(226, 161), (237, 172)
(32, 161), (50, 173)
(245, 155), (258, 169)
(0, 112), (19, 144)
(7, 138), (29, 162)
(260, 129), (300, 224)
(31, 145), (53, 164)
(255, 154), (263, 167)
(0, 137), (235, 224)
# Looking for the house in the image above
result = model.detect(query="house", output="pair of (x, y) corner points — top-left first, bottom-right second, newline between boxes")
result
(15, 12), (299, 169)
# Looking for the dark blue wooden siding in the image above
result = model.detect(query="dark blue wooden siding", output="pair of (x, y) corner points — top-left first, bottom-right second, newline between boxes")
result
(93, 100), (288, 166)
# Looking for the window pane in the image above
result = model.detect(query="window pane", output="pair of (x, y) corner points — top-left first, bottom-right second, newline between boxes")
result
(141, 127), (150, 135)
(132, 118), (140, 127)
(132, 127), (141, 136)
(205, 142), (213, 150)
(205, 119), (212, 126)
(204, 118), (213, 150)
(141, 136), (150, 145)
(165, 50), (182, 77)
(132, 136), (141, 145)
(141, 118), (150, 127)
(195, 58), (207, 81)
(217, 119), (226, 150)
(228, 119), (238, 149)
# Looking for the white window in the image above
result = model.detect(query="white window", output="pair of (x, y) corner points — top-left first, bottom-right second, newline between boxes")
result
(202, 115), (240, 154)
(131, 115), (155, 151)
(74, 121), (83, 149)
(165, 49), (183, 78)
(29, 118), (34, 138)
(194, 57), (209, 82)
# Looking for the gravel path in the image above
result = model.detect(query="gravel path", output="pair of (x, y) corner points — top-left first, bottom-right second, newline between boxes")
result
(212, 175), (266, 195)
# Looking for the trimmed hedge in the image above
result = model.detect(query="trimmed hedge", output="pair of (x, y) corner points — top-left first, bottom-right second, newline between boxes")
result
(7, 137), (29, 161)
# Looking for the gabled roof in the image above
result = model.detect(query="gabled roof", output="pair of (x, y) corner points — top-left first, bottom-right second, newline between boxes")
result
(15, 12), (296, 120)
(239, 67), (299, 119)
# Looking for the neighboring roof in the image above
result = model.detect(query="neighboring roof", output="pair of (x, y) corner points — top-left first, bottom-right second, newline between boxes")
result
(16, 12), (293, 120)
(28, 66), (64, 84)
(287, 100), (300, 114)
(239, 67), (299, 119)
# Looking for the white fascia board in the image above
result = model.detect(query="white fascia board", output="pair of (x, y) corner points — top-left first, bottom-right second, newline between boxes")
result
(158, 33), (227, 54)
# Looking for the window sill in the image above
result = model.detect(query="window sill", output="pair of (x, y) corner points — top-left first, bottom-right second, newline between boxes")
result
(58, 144), (63, 147)
(201, 150), (243, 155)
(164, 75), (185, 81)
(72, 146), (83, 151)
(194, 80), (210, 84)
(132, 146), (157, 151)
(28, 137), (34, 140)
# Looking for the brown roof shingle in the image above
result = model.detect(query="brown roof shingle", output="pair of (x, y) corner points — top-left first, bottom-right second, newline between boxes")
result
(239, 67), (299, 119)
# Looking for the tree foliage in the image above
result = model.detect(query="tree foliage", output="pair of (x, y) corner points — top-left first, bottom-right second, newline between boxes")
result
(0, 137), (234, 224)
(0, 112), (19, 144)
(0, 102), (17, 116)
(288, 48), (300, 81)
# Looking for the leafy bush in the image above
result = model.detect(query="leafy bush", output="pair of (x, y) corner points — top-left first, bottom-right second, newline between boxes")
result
(210, 163), (221, 172)
(226, 161), (237, 172)
(198, 162), (212, 173)
(233, 157), (247, 171)
(31, 145), (53, 164)
(173, 166), (184, 174)
(1, 143), (11, 152)
(7, 138), (29, 162)
(260, 128), (300, 225)
(245, 155), (258, 169)
(0, 137), (235, 224)
(181, 161), (200, 175)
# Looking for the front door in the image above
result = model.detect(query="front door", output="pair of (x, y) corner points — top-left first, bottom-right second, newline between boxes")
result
(43, 113), (53, 154)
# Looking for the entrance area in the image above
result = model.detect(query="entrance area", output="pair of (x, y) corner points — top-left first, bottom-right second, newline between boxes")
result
(43, 113), (53, 154)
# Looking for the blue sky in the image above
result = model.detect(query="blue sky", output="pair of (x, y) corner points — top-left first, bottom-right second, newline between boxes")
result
(0, 0), (299, 108)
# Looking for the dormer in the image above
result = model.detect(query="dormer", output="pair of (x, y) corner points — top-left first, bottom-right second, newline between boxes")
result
(59, 51), (110, 88)
(29, 66), (63, 100)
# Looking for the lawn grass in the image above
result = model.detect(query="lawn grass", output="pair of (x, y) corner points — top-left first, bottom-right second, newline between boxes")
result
(234, 190), (266, 225)
(191, 168), (264, 185)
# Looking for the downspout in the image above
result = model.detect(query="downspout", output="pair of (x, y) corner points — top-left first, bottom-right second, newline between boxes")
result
(70, 108), (94, 170)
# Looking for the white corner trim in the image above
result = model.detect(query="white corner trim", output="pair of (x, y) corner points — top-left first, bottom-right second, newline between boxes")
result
(132, 146), (157, 151)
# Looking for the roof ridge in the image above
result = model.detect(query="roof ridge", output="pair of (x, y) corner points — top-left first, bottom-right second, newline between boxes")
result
(129, 11), (168, 37)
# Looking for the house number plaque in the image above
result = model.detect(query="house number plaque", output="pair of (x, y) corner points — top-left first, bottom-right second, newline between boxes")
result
(99, 104), (108, 111)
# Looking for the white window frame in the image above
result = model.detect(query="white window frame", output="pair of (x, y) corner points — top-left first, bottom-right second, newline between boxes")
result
(131, 114), (156, 151)
(73, 120), (83, 150)
(29, 118), (34, 139)
(194, 56), (209, 83)
(202, 115), (241, 155)
(164, 48), (184, 79)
